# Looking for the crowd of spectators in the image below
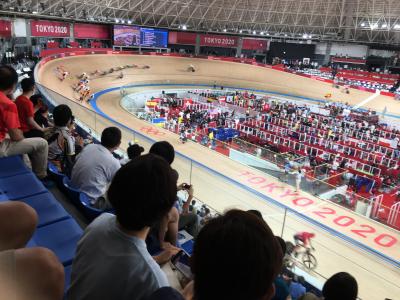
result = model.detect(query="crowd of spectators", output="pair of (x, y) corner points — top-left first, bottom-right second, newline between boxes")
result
(285, 64), (400, 95)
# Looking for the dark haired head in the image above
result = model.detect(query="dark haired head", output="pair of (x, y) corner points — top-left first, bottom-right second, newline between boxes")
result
(322, 272), (358, 300)
(20, 77), (35, 93)
(30, 94), (43, 106)
(247, 209), (263, 220)
(53, 104), (73, 127)
(275, 236), (287, 255)
(107, 154), (178, 231)
(127, 144), (144, 160)
(101, 127), (121, 149)
(191, 209), (283, 300)
(0, 65), (18, 92)
(149, 141), (175, 165)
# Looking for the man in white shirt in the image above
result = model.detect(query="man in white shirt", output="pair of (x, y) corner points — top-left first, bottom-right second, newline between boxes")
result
(71, 127), (121, 208)
(67, 154), (180, 300)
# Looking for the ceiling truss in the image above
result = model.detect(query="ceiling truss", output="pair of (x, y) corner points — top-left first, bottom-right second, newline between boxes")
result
(1, 0), (400, 45)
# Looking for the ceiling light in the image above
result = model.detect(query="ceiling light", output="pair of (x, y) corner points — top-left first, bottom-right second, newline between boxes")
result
(127, 20), (132, 24)
(284, 34), (288, 37)
(260, 31), (264, 35)
(121, 20), (125, 24)
(253, 30), (256, 34)
(394, 24), (400, 29)
(239, 29), (243, 33)
(182, 24), (187, 30)
(223, 28), (227, 32)
(361, 22), (366, 27)
(115, 18), (120, 23)
(381, 24), (387, 28)
(371, 23), (378, 29)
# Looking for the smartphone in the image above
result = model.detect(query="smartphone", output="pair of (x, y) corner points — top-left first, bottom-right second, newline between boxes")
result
(182, 183), (191, 189)
(171, 250), (193, 280)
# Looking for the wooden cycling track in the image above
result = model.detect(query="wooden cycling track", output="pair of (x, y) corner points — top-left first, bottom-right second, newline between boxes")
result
(38, 54), (400, 300)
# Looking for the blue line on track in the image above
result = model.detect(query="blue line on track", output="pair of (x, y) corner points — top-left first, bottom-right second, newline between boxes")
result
(91, 83), (400, 269)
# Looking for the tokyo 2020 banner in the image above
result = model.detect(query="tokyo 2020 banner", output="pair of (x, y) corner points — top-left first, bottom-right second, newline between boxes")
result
(30, 20), (70, 37)
(200, 34), (238, 48)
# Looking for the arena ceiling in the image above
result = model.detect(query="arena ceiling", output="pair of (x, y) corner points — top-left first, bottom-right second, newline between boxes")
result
(1, 0), (400, 45)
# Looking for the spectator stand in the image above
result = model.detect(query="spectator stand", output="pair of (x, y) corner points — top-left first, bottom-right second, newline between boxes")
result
(0, 155), (83, 294)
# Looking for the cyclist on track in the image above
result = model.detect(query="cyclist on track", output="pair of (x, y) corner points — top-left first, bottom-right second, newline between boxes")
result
(293, 231), (315, 257)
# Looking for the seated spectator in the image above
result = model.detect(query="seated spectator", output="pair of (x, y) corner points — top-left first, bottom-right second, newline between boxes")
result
(33, 98), (52, 128)
(149, 141), (175, 165)
(120, 143), (144, 165)
(45, 104), (83, 176)
(71, 126), (121, 209)
(0, 65), (48, 179)
(15, 78), (44, 138)
(67, 154), (180, 300)
(322, 272), (358, 300)
(149, 141), (198, 243)
(289, 275), (307, 300)
(0, 201), (64, 300)
(148, 209), (283, 300)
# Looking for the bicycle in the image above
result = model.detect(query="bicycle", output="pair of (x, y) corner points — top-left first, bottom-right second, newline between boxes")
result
(284, 241), (318, 271)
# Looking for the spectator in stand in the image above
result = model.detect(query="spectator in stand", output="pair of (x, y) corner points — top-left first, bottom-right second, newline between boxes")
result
(149, 141), (199, 243)
(148, 210), (283, 300)
(33, 97), (52, 128)
(149, 141), (175, 165)
(0, 65), (48, 180)
(71, 126), (121, 209)
(0, 201), (64, 300)
(289, 275), (307, 300)
(45, 104), (83, 175)
(67, 154), (180, 300)
(14, 78), (45, 138)
(120, 143), (144, 165)
(322, 272), (358, 300)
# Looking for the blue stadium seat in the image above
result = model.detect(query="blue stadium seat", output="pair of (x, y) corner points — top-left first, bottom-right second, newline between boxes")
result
(17, 192), (70, 227)
(79, 193), (105, 221)
(48, 162), (66, 191)
(0, 191), (8, 201)
(64, 264), (72, 293)
(28, 218), (83, 266)
(62, 177), (81, 207)
(0, 173), (47, 200)
(0, 156), (29, 178)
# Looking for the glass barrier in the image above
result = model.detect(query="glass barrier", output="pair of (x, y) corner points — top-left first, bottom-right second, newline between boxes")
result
(36, 81), (400, 300)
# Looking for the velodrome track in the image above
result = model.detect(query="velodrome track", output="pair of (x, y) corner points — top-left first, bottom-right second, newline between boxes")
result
(37, 54), (400, 300)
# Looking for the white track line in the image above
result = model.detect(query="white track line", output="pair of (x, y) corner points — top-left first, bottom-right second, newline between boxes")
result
(353, 89), (381, 109)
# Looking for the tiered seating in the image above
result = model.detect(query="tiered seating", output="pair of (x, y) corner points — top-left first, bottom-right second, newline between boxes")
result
(49, 162), (107, 221)
(0, 155), (83, 293)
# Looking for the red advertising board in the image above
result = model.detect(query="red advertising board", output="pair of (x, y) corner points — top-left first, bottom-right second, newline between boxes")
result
(31, 20), (70, 37)
(74, 23), (110, 39)
(242, 38), (269, 51)
(0, 20), (12, 38)
(168, 31), (197, 45)
(200, 34), (238, 48)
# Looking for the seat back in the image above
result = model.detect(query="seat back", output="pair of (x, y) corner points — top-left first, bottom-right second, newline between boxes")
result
(79, 192), (104, 221)
(48, 162), (66, 190)
(62, 177), (81, 207)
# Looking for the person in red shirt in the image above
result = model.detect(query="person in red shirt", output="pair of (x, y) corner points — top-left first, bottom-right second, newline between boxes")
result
(293, 231), (315, 257)
(14, 78), (44, 138)
(0, 65), (48, 179)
